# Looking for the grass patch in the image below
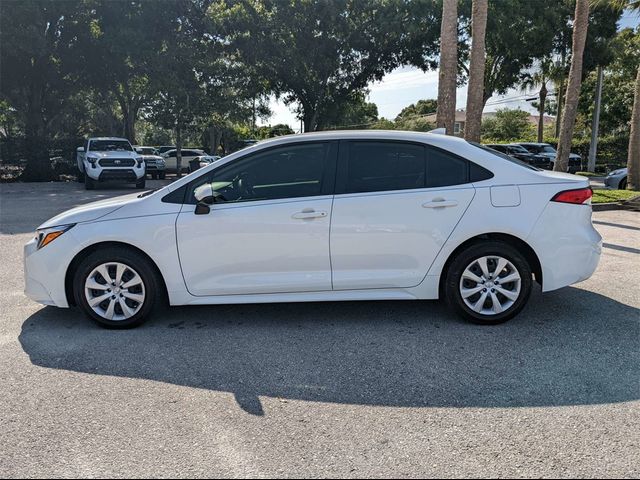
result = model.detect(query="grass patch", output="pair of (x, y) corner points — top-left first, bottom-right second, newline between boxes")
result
(575, 171), (605, 177)
(592, 189), (640, 204)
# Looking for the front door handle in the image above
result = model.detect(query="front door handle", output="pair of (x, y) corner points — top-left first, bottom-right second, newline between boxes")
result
(292, 209), (328, 220)
(422, 199), (458, 208)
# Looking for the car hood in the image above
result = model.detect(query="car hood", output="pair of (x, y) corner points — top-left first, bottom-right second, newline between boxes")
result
(37, 192), (143, 230)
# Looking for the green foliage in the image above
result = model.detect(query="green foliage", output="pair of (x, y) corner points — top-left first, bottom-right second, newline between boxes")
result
(579, 27), (639, 136)
(481, 109), (534, 141)
(214, 1), (438, 131)
(395, 99), (438, 122)
(255, 124), (295, 139)
(322, 92), (379, 129)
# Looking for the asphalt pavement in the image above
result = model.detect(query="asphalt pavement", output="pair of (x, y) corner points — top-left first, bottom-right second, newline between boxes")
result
(0, 181), (638, 478)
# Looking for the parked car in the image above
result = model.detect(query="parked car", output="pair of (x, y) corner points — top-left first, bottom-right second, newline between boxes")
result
(162, 148), (206, 173)
(191, 155), (222, 172)
(516, 143), (582, 173)
(156, 146), (176, 155)
(134, 146), (166, 180)
(26, 131), (601, 329)
(485, 144), (552, 169)
(604, 167), (628, 190)
(76, 137), (145, 190)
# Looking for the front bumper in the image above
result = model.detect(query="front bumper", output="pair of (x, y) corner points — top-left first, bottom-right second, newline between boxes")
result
(24, 235), (74, 308)
(604, 174), (624, 189)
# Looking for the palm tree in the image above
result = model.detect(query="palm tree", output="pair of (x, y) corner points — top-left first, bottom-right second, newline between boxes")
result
(521, 58), (555, 143)
(628, 65), (639, 190)
(436, 0), (458, 135)
(625, 1), (640, 190)
(464, 0), (488, 142)
(554, 0), (590, 172)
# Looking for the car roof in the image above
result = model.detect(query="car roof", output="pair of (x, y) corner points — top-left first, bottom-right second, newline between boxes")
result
(254, 130), (474, 149)
(89, 137), (129, 141)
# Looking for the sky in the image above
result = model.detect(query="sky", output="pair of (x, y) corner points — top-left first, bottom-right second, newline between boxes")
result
(260, 9), (640, 132)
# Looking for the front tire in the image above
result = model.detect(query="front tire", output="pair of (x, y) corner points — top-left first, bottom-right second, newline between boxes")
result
(135, 177), (146, 189)
(73, 248), (160, 328)
(444, 241), (532, 325)
(159, 171), (166, 180)
(620, 177), (627, 190)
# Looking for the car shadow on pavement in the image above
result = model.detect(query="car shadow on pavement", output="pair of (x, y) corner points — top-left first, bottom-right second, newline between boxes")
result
(19, 286), (640, 416)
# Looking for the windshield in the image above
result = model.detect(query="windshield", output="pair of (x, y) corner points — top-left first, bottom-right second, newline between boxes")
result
(136, 147), (157, 155)
(469, 142), (541, 171)
(90, 140), (132, 152)
(508, 145), (529, 154)
(540, 145), (556, 153)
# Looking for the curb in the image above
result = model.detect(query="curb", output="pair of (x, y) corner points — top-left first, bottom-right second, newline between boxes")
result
(592, 202), (624, 212)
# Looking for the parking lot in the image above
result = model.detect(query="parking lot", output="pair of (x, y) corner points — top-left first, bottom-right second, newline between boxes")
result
(1, 181), (638, 478)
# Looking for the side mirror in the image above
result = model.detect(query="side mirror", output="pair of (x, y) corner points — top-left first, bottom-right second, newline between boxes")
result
(193, 184), (224, 215)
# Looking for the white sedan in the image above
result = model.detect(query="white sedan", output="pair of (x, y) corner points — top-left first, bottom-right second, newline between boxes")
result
(24, 131), (602, 328)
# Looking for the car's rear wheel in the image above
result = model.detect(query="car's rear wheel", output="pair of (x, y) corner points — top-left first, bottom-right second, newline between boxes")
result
(73, 248), (160, 328)
(444, 242), (532, 325)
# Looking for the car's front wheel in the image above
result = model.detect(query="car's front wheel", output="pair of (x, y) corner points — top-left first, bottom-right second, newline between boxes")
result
(73, 248), (161, 328)
(619, 177), (627, 190)
(444, 242), (532, 325)
(135, 177), (146, 189)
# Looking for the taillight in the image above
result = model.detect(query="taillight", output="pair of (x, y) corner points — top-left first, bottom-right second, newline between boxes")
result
(551, 187), (593, 205)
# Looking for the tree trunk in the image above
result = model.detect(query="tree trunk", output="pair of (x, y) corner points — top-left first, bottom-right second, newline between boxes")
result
(588, 66), (604, 172)
(175, 120), (183, 179)
(21, 59), (52, 182)
(627, 66), (640, 191)
(464, 0), (488, 143)
(555, 77), (564, 138)
(436, 0), (458, 135)
(124, 111), (137, 145)
(209, 125), (223, 156)
(554, 0), (589, 172)
(537, 83), (547, 143)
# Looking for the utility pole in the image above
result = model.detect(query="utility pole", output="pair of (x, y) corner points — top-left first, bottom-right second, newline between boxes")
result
(588, 66), (604, 172)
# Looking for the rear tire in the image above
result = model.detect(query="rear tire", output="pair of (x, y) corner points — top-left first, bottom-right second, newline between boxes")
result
(84, 175), (95, 190)
(444, 241), (532, 325)
(135, 177), (146, 189)
(73, 248), (160, 329)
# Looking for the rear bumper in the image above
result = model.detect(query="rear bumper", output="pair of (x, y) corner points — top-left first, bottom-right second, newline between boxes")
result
(527, 202), (602, 292)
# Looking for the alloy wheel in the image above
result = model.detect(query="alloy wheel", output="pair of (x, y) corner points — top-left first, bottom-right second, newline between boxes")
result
(84, 262), (146, 321)
(459, 255), (522, 315)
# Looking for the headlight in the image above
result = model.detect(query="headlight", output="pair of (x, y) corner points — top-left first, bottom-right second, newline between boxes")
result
(87, 156), (98, 164)
(36, 224), (75, 250)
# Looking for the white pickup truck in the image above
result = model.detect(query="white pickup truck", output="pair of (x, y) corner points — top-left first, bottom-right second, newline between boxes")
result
(76, 137), (146, 190)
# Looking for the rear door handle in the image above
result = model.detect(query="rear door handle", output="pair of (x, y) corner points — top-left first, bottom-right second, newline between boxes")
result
(292, 209), (328, 219)
(422, 199), (458, 208)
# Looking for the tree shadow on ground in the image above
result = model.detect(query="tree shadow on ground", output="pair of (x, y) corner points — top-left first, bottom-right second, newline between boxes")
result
(19, 287), (640, 415)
